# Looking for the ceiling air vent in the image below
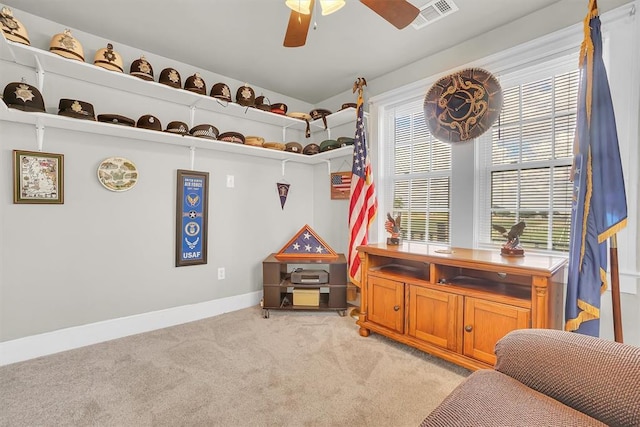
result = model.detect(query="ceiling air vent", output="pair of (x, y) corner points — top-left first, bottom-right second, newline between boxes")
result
(412, 0), (459, 30)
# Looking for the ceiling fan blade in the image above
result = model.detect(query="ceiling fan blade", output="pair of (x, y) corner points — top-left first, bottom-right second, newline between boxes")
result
(359, 0), (420, 29)
(283, 0), (315, 47)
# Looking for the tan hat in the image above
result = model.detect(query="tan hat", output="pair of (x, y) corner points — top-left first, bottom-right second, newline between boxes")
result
(49, 29), (84, 62)
(245, 136), (265, 147)
(1, 7), (30, 45)
(94, 43), (124, 73)
(263, 142), (286, 151)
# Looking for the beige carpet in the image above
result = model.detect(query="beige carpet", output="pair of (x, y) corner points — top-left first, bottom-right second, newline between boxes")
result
(0, 306), (469, 427)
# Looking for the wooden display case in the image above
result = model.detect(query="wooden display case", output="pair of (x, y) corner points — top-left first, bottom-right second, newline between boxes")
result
(262, 253), (348, 318)
(356, 243), (567, 370)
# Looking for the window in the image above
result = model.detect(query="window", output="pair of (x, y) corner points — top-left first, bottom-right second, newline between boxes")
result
(476, 64), (578, 252)
(384, 99), (452, 244)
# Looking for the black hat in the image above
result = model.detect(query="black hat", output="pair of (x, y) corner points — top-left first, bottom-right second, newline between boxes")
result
(190, 124), (219, 140)
(340, 103), (356, 110)
(130, 55), (154, 81)
(184, 73), (206, 95)
(218, 131), (245, 144)
(2, 81), (45, 112)
(159, 67), (182, 88)
(210, 82), (231, 102)
(137, 114), (162, 131)
(303, 143), (320, 155)
(254, 96), (270, 111)
(235, 84), (255, 107)
(97, 114), (135, 127)
(58, 99), (96, 120)
(165, 121), (189, 135)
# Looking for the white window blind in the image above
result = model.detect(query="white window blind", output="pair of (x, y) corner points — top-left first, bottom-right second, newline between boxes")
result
(476, 65), (578, 252)
(384, 98), (452, 243)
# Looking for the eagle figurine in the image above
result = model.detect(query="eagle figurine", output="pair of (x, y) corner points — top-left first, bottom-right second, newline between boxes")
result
(385, 212), (402, 245)
(493, 221), (526, 255)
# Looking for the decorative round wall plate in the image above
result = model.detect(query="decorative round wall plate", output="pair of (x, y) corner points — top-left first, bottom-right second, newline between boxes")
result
(97, 156), (139, 192)
(423, 68), (503, 144)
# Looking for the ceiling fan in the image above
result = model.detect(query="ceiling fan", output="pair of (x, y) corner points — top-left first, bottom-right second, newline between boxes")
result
(283, 0), (420, 47)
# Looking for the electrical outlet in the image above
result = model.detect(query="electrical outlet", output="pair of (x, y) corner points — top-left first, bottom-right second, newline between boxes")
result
(218, 267), (225, 280)
(226, 175), (234, 188)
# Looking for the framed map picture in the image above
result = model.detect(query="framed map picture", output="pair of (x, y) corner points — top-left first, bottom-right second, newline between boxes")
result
(175, 169), (209, 267)
(13, 150), (64, 204)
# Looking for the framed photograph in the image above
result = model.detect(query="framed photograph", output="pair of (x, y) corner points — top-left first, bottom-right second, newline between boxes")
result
(330, 171), (351, 200)
(176, 169), (209, 267)
(13, 150), (64, 204)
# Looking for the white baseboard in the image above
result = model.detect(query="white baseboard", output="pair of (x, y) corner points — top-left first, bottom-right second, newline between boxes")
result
(0, 291), (262, 366)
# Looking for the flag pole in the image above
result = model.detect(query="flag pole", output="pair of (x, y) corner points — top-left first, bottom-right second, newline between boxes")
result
(610, 234), (623, 343)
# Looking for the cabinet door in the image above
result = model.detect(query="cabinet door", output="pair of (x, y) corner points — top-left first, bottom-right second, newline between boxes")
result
(408, 285), (462, 352)
(367, 275), (404, 334)
(463, 297), (531, 365)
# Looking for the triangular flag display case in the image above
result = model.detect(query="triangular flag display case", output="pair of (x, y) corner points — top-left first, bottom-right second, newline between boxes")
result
(275, 224), (338, 260)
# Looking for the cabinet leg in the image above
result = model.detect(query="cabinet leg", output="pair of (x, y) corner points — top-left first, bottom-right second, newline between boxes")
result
(358, 327), (370, 337)
(262, 309), (270, 319)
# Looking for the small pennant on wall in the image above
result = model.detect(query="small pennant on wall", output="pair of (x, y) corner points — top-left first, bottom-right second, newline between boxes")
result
(277, 182), (290, 209)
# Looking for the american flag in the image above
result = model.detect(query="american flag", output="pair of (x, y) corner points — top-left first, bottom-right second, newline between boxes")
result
(348, 83), (378, 285)
(331, 173), (351, 190)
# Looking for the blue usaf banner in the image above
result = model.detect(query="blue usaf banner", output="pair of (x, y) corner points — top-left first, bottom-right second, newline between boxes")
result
(176, 169), (209, 267)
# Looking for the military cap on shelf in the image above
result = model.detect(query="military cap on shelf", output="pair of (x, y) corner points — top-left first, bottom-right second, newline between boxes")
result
(319, 139), (341, 152)
(137, 114), (162, 131)
(1, 7), (30, 45)
(218, 131), (245, 144)
(310, 108), (332, 129)
(159, 67), (182, 88)
(235, 84), (255, 107)
(58, 99), (96, 120)
(254, 96), (270, 111)
(263, 142), (286, 151)
(93, 43), (123, 73)
(2, 81), (45, 112)
(97, 114), (135, 127)
(190, 124), (219, 140)
(302, 142), (320, 155)
(130, 55), (154, 81)
(244, 136), (265, 147)
(337, 136), (355, 146)
(184, 72), (206, 95)
(285, 142), (303, 153)
(270, 103), (288, 115)
(340, 102), (357, 110)
(49, 29), (84, 62)
(165, 121), (189, 135)
(287, 112), (312, 138)
(210, 82), (231, 102)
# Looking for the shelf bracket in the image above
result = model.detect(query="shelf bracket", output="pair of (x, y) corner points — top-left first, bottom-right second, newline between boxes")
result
(189, 106), (196, 128)
(281, 159), (289, 176)
(189, 146), (196, 170)
(35, 118), (44, 151)
(34, 55), (45, 92)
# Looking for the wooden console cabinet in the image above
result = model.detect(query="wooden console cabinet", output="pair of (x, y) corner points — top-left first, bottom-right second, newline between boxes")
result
(357, 243), (567, 370)
(262, 253), (348, 318)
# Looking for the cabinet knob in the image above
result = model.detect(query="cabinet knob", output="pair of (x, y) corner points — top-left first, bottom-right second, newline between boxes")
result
(393, 305), (401, 312)
(464, 325), (473, 332)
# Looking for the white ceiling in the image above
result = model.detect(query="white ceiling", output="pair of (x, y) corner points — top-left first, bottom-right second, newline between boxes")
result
(2, 0), (632, 104)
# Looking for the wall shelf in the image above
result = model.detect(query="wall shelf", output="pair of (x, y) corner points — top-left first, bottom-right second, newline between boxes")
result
(1, 37), (358, 165)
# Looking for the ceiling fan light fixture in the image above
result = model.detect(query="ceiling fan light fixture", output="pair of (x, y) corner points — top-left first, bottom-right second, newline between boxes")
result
(320, 0), (345, 15)
(285, 0), (312, 15)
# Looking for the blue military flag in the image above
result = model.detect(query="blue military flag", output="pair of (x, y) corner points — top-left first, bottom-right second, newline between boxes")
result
(565, 0), (628, 336)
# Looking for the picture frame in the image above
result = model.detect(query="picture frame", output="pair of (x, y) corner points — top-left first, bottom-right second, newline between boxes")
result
(175, 169), (209, 267)
(330, 171), (351, 200)
(13, 150), (64, 204)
